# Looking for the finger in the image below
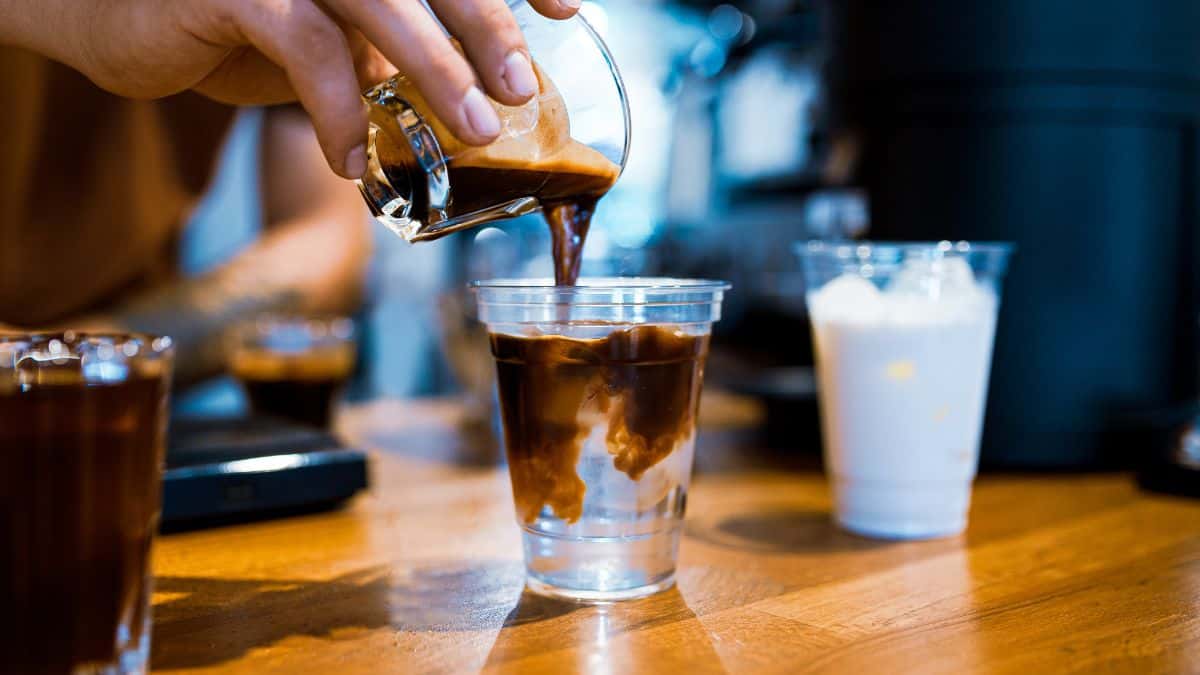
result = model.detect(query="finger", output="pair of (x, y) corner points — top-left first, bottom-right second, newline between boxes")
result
(343, 31), (399, 90)
(427, 0), (537, 106)
(229, 0), (370, 178)
(526, 0), (581, 21)
(322, 0), (501, 146)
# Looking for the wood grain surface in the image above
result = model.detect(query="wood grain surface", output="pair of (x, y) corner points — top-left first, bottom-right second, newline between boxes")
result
(150, 398), (1200, 674)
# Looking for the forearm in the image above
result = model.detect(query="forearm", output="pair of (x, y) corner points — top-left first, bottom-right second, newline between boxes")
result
(95, 263), (302, 386)
(93, 213), (370, 384)
(88, 107), (370, 384)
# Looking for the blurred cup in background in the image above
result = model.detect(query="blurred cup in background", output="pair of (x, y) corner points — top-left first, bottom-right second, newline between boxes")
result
(230, 315), (356, 429)
(797, 241), (1013, 539)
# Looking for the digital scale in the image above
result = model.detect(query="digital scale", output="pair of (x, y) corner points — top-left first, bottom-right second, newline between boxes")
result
(162, 416), (369, 530)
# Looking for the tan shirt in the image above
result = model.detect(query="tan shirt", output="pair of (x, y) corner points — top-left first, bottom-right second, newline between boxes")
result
(0, 48), (236, 325)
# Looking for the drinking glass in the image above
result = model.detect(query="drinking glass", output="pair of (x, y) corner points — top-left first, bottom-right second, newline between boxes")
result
(357, 0), (630, 241)
(1, 332), (174, 674)
(229, 315), (357, 429)
(473, 278), (728, 601)
(797, 241), (1013, 539)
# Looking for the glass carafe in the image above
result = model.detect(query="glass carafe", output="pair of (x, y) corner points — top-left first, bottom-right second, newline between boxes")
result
(357, 1), (630, 242)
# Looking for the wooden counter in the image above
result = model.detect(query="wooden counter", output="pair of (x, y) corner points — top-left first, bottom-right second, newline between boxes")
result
(151, 398), (1200, 674)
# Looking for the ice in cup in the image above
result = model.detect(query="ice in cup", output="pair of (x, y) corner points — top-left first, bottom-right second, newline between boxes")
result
(473, 278), (729, 601)
(797, 242), (1013, 539)
(1, 332), (173, 674)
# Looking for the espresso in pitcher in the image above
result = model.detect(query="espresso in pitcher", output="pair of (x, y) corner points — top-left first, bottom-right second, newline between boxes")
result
(375, 129), (616, 286)
(369, 64), (620, 285)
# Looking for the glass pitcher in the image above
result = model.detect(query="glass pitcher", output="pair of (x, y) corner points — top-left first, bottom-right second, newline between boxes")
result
(357, 1), (631, 242)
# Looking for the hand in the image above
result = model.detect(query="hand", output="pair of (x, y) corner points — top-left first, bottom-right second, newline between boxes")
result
(4, 0), (579, 178)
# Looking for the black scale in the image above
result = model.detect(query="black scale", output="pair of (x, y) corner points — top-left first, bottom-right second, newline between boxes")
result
(162, 416), (368, 530)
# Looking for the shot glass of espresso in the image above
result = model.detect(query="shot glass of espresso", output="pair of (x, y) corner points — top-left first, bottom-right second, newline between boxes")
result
(1, 332), (173, 675)
(229, 316), (356, 429)
(473, 278), (729, 601)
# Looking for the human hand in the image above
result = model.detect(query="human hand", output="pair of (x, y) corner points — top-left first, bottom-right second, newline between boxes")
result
(7, 0), (579, 177)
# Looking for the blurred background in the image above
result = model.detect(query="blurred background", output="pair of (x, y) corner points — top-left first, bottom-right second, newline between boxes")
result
(170, 0), (1200, 471)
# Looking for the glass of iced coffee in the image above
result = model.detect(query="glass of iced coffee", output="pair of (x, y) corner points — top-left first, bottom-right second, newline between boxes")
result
(229, 315), (356, 429)
(1, 332), (173, 674)
(798, 241), (1013, 539)
(474, 278), (728, 601)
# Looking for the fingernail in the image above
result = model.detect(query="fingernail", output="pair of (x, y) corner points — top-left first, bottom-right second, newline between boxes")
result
(461, 86), (501, 139)
(344, 143), (367, 178)
(502, 50), (538, 99)
(560, 0), (582, 8)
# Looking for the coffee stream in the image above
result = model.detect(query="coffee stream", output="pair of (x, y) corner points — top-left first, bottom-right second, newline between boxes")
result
(545, 196), (598, 286)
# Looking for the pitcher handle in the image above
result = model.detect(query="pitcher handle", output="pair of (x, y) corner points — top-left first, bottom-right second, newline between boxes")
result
(355, 77), (451, 242)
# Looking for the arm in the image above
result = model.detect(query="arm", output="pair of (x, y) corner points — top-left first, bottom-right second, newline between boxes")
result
(0, 0), (575, 177)
(78, 106), (372, 383)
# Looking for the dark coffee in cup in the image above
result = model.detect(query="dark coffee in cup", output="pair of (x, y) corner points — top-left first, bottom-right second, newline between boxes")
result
(0, 335), (170, 674)
(490, 325), (710, 523)
(230, 345), (355, 428)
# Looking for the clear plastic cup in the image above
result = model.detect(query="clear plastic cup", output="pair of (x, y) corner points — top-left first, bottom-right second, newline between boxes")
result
(797, 242), (1013, 539)
(473, 278), (728, 601)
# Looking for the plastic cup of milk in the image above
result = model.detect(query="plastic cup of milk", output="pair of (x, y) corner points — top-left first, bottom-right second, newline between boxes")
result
(797, 241), (1013, 539)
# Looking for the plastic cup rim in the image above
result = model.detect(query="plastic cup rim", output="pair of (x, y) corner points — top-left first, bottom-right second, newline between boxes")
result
(471, 277), (730, 291)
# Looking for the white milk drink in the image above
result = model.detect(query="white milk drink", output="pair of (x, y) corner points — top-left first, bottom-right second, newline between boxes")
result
(808, 256), (999, 538)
